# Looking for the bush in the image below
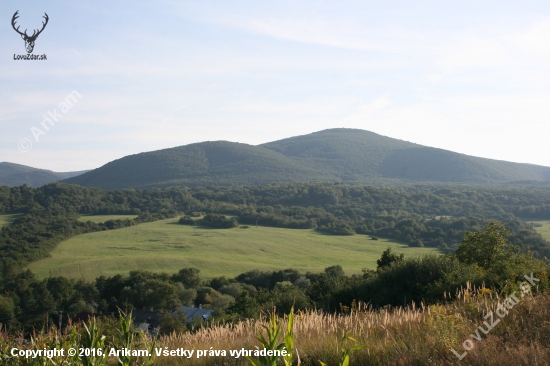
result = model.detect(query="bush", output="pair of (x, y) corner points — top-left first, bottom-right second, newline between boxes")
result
(178, 216), (194, 225)
(317, 222), (356, 235)
(409, 239), (424, 247)
(201, 214), (239, 229)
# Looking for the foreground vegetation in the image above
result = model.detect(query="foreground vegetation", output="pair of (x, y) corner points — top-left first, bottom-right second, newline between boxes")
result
(2, 289), (550, 365)
(140, 291), (550, 365)
(29, 217), (435, 280)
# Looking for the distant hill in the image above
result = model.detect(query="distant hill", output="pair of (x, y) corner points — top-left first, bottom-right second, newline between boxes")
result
(0, 162), (89, 187)
(62, 129), (550, 189)
(262, 129), (550, 183)
(62, 141), (339, 190)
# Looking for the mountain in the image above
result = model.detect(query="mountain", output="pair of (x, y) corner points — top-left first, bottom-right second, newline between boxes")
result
(261, 129), (550, 183)
(62, 141), (340, 190)
(62, 129), (550, 189)
(0, 162), (89, 187)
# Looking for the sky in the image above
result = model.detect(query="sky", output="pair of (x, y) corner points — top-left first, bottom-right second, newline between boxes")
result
(1, 1), (550, 172)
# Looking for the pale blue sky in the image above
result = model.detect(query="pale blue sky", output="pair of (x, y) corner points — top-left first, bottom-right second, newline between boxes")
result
(2, 1), (550, 171)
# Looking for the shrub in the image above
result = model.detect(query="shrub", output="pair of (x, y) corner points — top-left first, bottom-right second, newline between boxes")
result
(317, 222), (356, 235)
(178, 216), (194, 225)
(201, 214), (239, 229)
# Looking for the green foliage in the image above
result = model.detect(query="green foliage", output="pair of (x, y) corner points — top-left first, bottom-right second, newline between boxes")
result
(178, 215), (194, 225)
(0, 295), (15, 324)
(456, 222), (517, 268)
(201, 213), (239, 228)
(317, 221), (356, 235)
(171, 267), (202, 289)
(319, 330), (365, 366)
(325, 265), (345, 278)
(246, 308), (287, 366)
(116, 310), (135, 366)
(81, 317), (107, 366)
(159, 308), (188, 335)
(409, 239), (424, 247)
(283, 307), (295, 366)
(376, 247), (404, 270)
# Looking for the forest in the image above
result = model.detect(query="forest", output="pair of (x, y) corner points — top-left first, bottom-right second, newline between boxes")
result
(1, 182), (550, 333)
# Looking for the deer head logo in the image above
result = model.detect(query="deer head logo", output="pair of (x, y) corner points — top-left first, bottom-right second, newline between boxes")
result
(12, 11), (49, 54)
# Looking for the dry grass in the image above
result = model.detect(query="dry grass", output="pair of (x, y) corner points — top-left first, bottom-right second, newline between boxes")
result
(2, 288), (550, 365)
(154, 287), (550, 365)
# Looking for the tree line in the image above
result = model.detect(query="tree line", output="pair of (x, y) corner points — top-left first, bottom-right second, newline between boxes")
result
(1, 182), (550, 279)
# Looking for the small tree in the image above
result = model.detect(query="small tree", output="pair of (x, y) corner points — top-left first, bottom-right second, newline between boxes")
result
(172, 268), (201, 288)
(376, 247), (404, 270)
(325, 265), (345, 278)
(455, 222), (516, 269)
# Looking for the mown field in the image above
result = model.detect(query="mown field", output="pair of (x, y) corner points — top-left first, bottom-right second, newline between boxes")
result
(0, 213), (21, 227)
(29, 216), (438, 280)
(523, 219), (550, 241)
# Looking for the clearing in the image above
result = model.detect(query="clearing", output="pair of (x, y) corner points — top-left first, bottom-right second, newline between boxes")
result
(0, 214), (22, 227)
(522, 218), (550, 242)
(29, 217), (438, 280)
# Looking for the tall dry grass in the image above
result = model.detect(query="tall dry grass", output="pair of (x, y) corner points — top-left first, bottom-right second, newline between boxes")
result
(156, 286), (550, 365)
(2, 286), (550, 365)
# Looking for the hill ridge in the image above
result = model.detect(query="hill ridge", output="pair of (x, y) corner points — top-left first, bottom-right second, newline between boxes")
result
(5, 129), (550, 189)
(0, 162), (89, 187)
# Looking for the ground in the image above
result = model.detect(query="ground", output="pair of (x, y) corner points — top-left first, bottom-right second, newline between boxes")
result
(28, 216), (438, 280)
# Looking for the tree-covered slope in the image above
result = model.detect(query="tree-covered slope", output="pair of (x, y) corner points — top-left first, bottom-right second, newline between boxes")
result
(263, 128), (550, 183)
(0, 162), (88, 187)
(261, 128), (419, 180)
(63, 141), (340, 190)
(61, 129), (550, 189)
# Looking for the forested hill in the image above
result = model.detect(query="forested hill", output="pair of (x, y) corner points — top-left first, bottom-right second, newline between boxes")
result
(0, 162), (88, 187)
(62, 141), (340, 190)
(262, 129), (550, 183)
(61, 129), (550, 189)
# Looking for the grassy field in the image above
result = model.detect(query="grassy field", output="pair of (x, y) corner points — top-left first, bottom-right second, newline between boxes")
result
(78, 214), (138, 223)
(29, 217), (438, 280)
(0, 214), (22, 227)
(522, 219), (550, 241)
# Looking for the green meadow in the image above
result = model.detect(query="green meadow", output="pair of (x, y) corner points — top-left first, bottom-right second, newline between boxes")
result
(0, 214), (22, 227)
(29, 217), (438, 280)
(524, 219), (550, 241)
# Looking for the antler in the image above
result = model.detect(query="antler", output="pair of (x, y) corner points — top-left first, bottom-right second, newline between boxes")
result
(32, 13), (49, 38)
(11, 11), (26, 37)
(11, 11), (49, 39)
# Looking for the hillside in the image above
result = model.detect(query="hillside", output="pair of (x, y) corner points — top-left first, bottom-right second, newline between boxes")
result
(0, 162), (88, 187)
(263, 129), (550, 183)
(62, 129), (550, 189)
(62, 141), (339, 190)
